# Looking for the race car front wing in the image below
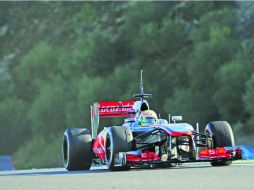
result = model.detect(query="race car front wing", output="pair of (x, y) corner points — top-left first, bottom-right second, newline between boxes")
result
(115, 147), (242, 166)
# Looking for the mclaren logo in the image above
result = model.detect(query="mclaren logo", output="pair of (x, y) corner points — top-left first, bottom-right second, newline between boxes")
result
(93, 148), (103, 154)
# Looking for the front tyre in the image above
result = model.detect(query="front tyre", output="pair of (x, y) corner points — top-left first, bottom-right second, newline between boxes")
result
(63, 128), (93, 171)
(205, 121), (235, 166)
(105, 126), (133, 171)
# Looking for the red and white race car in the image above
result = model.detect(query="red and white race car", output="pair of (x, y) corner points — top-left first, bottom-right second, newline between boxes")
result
(62, 72), (242, 171)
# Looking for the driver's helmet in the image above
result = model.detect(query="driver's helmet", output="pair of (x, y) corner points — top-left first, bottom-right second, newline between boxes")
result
(139, 110), (158, 126)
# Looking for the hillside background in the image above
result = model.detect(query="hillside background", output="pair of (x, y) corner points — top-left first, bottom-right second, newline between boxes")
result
(1, 1), (254, 169)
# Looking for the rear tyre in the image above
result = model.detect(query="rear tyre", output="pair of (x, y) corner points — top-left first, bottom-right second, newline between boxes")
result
(105, 126), (133, 171)
(63, 128), (93, 171)
(205, 121), (235, 166)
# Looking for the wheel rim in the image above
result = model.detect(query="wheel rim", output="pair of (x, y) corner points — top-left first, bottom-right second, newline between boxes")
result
(63, 136), (69, 166)
(106, 134), (111, 162)
(105, 132), (114, 168)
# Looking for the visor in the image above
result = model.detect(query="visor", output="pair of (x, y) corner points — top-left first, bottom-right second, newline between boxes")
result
(141, 118), (156, 125)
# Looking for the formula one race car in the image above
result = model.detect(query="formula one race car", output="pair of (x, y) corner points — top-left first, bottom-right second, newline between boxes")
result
(62, 71), (242, 171)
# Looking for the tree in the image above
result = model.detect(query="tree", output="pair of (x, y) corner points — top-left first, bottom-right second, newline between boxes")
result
(185, 9), (240, 125)
(0, 98), (30, 154)
(213, 49), (252, 122)
(13, 42), (59, 102)
(243, 74), (254, 133)
(27, 77), (68, 135)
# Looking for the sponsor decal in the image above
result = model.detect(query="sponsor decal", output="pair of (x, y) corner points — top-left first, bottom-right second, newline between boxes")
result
(93, 148), (103, 154)
(100, 105), (133, 113)
(98, 101), (135, 115)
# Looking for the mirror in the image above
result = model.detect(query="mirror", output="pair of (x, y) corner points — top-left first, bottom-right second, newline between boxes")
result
(171, 116), (182, 123)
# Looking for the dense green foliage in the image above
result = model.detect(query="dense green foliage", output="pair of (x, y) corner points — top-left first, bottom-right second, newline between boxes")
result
(1, 2), (254, 169)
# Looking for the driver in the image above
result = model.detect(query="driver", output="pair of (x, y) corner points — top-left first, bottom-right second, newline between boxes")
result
(139, 110), (158, 126)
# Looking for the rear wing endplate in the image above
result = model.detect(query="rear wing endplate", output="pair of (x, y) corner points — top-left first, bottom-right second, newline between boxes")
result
(90, 100), (135, 138)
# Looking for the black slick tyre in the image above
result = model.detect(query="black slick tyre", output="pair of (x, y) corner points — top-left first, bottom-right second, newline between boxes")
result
(105, 126), (133, 171)
(205, 121), (235, 166)
(63, 128), (93, 171)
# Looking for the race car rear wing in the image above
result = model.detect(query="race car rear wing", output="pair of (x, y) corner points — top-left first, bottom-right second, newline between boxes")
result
(90, 100), (135, 138)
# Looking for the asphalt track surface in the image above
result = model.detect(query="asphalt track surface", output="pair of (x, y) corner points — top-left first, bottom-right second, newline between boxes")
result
(0, 162), (253, 190)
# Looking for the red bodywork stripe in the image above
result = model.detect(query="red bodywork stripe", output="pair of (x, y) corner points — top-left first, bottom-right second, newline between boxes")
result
(199, 147), (242, 159)
(126, 151), (160, 162)
(169, 131), (192, 137)
(93, 136), (105, 159)
(153, 124), (193, 137)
